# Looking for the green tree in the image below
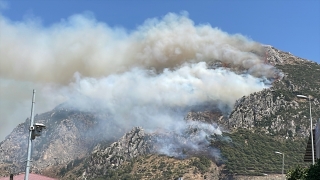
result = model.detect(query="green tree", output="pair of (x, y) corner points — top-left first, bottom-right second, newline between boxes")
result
(286, 166), (307, 180)
(286, 159), (320, 180)
(305, 159), (320, 180)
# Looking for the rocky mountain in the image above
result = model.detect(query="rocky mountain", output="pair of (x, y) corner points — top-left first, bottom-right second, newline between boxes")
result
(186, 46), (320, 176)
(1, 46), (319, 179)
(227, 46), (320, 138)
(0, 106), (123, 176)
(189, 46), (320, 136)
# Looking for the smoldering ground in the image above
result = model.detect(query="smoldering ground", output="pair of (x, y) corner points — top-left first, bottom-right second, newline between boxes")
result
(0, 12), (279, 158)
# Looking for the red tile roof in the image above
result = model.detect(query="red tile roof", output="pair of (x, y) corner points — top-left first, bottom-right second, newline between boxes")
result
(0, 173), (58, 180)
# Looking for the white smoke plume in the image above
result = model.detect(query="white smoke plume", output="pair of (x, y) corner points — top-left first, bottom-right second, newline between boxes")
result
(0, 11), (277, 158)
(151, 121), (223, 159)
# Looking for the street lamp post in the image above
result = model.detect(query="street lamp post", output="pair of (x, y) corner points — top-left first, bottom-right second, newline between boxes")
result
(275, 151), (284, 178)
(25, 90), (36, 180)
(24, 90), (46, 180)
(297, 94), (315, 165)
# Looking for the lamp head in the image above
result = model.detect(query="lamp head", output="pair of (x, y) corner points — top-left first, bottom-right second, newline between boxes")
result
(297, 95), (308, 99)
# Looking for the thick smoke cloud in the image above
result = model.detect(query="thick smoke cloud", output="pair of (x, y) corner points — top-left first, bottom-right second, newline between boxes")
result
(0, 11), (276, 156)
(0, 12), (271, 83)
(70, 62), (267, 130)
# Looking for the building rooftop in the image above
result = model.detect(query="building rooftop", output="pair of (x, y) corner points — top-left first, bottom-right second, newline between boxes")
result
(0, 173), (57, 180)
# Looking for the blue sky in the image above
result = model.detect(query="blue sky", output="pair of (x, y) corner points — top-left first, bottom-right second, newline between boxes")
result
(1, 0), (319, 63)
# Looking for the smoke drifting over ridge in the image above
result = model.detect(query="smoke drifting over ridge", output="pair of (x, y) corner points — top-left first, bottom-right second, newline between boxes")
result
(0, 12), (272, 83)
(0, 11), (277, 153)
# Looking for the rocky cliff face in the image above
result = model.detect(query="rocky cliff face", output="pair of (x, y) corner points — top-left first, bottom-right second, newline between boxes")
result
(84, 127), (151, 178)
(229, 88), (319, 138)
(59, 122), (225, 179)
(187, 46), (320, 139)
(0, 107), (121, 176)
(229, 46), (320, 137)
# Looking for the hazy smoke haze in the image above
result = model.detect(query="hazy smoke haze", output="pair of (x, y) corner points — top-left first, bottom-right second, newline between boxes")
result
(0, 12), (276, 145)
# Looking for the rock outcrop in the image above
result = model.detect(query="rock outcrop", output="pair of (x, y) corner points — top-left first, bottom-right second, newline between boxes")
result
(229, 89), (319, 137)
(83, 127), (151, 178)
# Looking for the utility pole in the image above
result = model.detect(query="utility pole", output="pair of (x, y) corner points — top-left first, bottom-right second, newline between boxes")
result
(275, 151), (284, 179)
(25, 90), (36, 180)
(297, 94), (315, 165)
(24, 90), (46, 180)
(308, 96), (314, 165)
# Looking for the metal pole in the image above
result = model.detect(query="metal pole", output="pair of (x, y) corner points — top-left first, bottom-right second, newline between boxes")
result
(297, 94), (315, 165)
(275, 151), (284, 179)
(309, 97), (315, 165)
(25, 90), (36, 180)
(282, 153), (284, 179)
